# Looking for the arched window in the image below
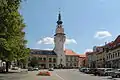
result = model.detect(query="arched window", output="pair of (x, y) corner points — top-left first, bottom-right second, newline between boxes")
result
(115, 52), (117, 57)
(53, 58), (56, 62)
(109, 53), (111, 59)
(118, 51), (120, 57)
(43, 58), (46, 61)
(38, 57), (42, 60)
(113, 53), (114, 58)
(111, 54), (112, 59)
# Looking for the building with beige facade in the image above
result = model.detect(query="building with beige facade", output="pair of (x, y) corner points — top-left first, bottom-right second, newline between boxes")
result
(29, 12), (81, 69)
(65, 49), (79, 68)
(86, 35), (120, 68)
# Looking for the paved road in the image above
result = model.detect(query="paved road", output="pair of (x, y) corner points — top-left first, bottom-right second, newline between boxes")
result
(0, 69), (120, 80)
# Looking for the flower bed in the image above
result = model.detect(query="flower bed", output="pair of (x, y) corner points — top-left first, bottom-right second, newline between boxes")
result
(37, 71), (51, 76)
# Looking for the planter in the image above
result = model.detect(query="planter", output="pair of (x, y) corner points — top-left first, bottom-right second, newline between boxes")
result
(37, 71), (51, 76)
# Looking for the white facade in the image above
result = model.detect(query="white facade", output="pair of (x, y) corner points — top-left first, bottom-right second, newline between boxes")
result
(53, 13), (66, 67)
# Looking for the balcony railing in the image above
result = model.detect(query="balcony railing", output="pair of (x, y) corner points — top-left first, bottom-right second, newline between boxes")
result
(38, 60), (47, 62)
(38, 60), (57, 63)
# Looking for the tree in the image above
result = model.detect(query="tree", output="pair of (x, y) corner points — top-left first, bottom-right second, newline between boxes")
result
(0, 0), (30, 72)
(29, 57), (39, 68)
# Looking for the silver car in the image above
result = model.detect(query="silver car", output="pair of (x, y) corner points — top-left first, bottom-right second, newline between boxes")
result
(111, 69), (120, 78)
(48, 68), (54, 71)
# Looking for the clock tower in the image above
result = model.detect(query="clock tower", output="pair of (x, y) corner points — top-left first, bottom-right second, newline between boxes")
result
(54, 12), (66, 68)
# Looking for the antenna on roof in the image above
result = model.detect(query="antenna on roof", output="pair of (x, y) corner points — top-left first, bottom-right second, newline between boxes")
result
(105, 42), (107, 45)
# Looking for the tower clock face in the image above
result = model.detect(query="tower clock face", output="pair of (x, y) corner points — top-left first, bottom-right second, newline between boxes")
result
(56, 26), (64, 34)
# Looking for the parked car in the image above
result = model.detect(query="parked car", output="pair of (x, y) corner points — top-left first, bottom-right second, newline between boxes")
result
(0, 66), (6, 72)
(96, 68), (113, 76)
(48, 68), (54, 71)
(111, 69), (120, 78)
(11, 67), (19, 70)
(104, 68), (113, 76)
(33, 67), (39, 71)
(28, 67), (34, 71)
(84, 68), (91, 74)
(92, 68), (100, 76)
(95, 68), (110, 76)
(79, 67), (87, 72)
(87, 68), (97, 74)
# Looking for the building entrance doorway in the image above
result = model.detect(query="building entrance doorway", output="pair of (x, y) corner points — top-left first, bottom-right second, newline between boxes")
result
(40, 64), (46, 69)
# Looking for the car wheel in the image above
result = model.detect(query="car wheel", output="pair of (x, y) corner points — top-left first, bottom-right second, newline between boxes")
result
(116, 75), (119, 78)
(105, 73), (108, 76)
(112, 76), (114, 78)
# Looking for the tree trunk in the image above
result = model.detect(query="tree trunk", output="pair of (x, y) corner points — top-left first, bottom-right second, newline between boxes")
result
(6, 61), (9, 72)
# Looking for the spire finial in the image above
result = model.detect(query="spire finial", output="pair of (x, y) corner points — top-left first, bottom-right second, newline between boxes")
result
(57, 8), (63, 25)
(58, 8), (61, 21)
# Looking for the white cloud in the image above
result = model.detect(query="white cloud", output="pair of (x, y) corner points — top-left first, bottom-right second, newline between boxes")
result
(84, 49), (93, 53)
(32, 47), (40, 49)
(37, 37), (77, 45)
(43, 48), (53, 50)
(94, 31), (112, 39)
(37, 37), (54, 44)
(66, 38), (77, 44)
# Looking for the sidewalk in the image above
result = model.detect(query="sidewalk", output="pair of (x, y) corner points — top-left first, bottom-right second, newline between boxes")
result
(9, 69), (28, 73)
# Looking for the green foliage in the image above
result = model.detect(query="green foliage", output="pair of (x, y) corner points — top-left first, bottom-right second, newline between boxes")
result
(29, 57), (39, 67)
(0, 0), (30, 64)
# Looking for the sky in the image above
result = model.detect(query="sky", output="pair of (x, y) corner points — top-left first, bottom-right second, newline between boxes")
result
(20, 0), (120, 54)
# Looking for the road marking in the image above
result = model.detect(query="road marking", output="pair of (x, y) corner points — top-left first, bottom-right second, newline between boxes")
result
(55, 73), (65, 80)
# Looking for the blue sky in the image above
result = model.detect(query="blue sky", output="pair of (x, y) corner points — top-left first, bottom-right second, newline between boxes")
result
(20, 0), (120, 54)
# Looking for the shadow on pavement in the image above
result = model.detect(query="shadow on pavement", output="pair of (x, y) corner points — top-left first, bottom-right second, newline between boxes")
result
(0, 72), (19, 74)
(0, 76), (5, 80)
(0, 74), (26, 80)
(101, 77), (117, 80)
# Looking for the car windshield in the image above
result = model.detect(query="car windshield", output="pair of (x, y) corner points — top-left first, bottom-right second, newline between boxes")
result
(117, 69), (120, 72)
(106, 69), (112, 71)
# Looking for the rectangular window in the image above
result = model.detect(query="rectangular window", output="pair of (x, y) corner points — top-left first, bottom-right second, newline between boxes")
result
(66, 63), (68, 66)
(49, 58), (52, 62)
(53, 64), (56, 67)
(49, 64), (52, 68)
(107, 56), (108, 60)
(70, 57), (72, 61)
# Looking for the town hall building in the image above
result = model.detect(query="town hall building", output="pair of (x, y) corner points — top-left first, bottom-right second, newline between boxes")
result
(29, 12), (83, 69)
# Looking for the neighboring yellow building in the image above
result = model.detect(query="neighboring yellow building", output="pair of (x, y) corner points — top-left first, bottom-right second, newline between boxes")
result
(105, 35), (120, 68)
(86, 46), (105, 68)
(78, 54), (86, 68)
(96, 52), (104, 68)
(86, 35), (120, 68)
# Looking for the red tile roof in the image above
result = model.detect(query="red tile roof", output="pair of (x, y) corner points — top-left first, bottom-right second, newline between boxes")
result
(107, 41), (114, 46)
(85, 52), (93, 55)
(64, 49), (78, 56)
(114, 35), (120, 44)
